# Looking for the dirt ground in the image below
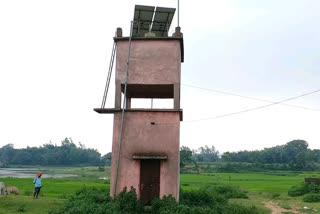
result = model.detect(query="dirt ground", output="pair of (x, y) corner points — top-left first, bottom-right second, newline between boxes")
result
(264, 201), (303, 214)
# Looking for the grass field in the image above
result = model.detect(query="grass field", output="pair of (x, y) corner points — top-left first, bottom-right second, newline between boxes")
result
(1, 167), (320, 213)
(0, 195), (65, 214)
(180, 172), (308, 192)
(0, 177), (109, 198)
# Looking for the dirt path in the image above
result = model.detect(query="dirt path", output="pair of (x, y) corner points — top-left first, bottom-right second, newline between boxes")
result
(264, 201), (303, 214)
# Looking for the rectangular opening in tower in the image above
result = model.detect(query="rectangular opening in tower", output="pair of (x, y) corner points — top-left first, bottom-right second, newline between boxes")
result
(130, 98), (173, 109)
(140, 159), (160, 204)
(121, 84), (174, 98)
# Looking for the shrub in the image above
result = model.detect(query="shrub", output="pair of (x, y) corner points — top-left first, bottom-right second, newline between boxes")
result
(152, 195), (179, 214)
(222, 203), (258, 214)
(308, 183), (320, 193)
(271, 193), (280, 199)
(180, 189), (224, 208)
(51, 184), (258, 214)
(152, 195), (219, 214)
(303, 193), (320, 202)
(115, 187), (143, 213)
(288, 183), (310, 197)
(50, 186), (143, 214)
(152, 184), (257, 214)
(288, 182), (320, 197)
(201, 183), (248, 199)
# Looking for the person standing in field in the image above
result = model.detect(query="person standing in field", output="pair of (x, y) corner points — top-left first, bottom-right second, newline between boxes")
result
(33, 172), (42, 199)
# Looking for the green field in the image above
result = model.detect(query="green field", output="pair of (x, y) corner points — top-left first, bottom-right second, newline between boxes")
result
(181, 172), (312, 192)
(0, 177), (109, 198)
(1, 167), (320, 213)
(0, 196), (65, 214)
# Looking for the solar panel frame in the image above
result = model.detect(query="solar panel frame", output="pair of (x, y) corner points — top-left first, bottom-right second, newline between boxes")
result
(132, 5), (175, 37)
(152, 7), (175, 37)
(133, 5), (155, 37)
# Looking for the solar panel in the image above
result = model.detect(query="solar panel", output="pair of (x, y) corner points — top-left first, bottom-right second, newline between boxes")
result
(133, 5), (175, 37)
(152, 7), (176, 37)
(133, 5), (155, 37)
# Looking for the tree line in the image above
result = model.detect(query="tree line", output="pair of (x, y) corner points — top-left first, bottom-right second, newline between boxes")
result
(1, 138), (319, 170)
(221, 140), (320, 170)
(0, 138), (110, 166)
(180, 140), (320, 170)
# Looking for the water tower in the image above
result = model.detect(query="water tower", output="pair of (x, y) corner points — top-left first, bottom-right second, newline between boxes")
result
(94, 5), (184, 204)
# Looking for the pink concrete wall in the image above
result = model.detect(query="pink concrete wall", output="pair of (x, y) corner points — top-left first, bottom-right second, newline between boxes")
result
(110, 112), (180, 200)
(116, 40), (181, 84)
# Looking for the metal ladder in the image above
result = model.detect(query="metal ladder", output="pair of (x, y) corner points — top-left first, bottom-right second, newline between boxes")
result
(101, 41), (117, 108)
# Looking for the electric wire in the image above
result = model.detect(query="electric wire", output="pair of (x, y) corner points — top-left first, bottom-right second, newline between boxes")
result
(117, 69), (320, 124)
(181, 83), (320, 112)
(126, 72), (320, 112)
(154, 88), (320, 125)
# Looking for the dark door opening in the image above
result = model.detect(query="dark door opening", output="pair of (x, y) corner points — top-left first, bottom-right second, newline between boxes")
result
(140, 159), (160, 204)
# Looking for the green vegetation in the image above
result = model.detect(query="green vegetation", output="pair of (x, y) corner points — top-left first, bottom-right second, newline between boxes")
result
(221, 140), (320, 171)
(181, 172), (306, 192)
(303, 193), (320, 202)
(1, 177), (108, 198)
(288, 182), (320, 197)
(180, 140), (320, 172)
(0, 195), (65, 214)
(49, 187), (143, 214)
(51, 184), (258, 214)
(0, 138), (111, 166)
(1, 138), (320, 213)
(2, 168), (320, 213)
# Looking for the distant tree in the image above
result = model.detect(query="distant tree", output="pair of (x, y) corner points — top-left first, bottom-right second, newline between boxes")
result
(0, 138), (103, 166)
(180, 146), (193, 168)
(312, 150), (320, 163)
(0, 144), (15, 163)
(220, 139), (316, 170)
(295, 151), (315, 170)
(283, 140), (308, 164)
(101, 152), (112, 166)
(193, 145), (220, 162)
(221, 152), (231, 162)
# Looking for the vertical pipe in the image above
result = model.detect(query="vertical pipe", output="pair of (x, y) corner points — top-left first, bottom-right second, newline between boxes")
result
(113, 21), (134, 198)
(178, 0), (180, 27)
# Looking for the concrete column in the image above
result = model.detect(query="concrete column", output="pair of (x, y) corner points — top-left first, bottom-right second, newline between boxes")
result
(116, 28), (122, 37)
(172, 27), (183, 38)
(174, 83), (180, 109)
(115, 81), (121, 109)
(126, 96), (131, 109)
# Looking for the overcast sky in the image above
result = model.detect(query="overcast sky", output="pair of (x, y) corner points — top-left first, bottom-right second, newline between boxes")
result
(0, 0), (319, 155)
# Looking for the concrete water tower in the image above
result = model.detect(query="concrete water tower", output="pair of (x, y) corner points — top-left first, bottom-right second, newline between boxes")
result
(94, 5), (184, 204)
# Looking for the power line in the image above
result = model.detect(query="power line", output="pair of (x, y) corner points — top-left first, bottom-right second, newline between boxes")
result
(122, 72), (320, 123)
(127, 72), (320, 112)
(181, 83), (320, 112)
(156, 88), (320, 125)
